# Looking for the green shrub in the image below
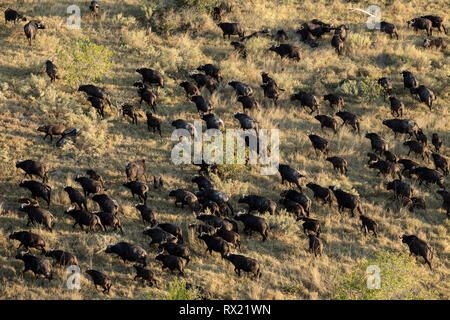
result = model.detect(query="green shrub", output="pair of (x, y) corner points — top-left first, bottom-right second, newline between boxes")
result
(358, 77), (383, 102)
(332, 250), (439, 300)
(56, 38), (112, 90)
(150, 277), (201, 300)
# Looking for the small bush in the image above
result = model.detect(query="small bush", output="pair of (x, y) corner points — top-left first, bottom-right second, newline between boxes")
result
(56, 38), (112, 90)
(332, 250), (439, 300)
(358, 77), (383, 102)
(151, 277), (201, 300)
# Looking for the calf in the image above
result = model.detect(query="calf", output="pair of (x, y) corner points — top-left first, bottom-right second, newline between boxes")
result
(217, 22), (244, 39)
(74, 176), (102, 197)
(398, 158), (420, 176)
(126, 159), (147, 181)
(94, 211), (123, 234)
(64, 206), (104, 233)
(386, 179), (414, 200)
(158, 243), (190, 264)
(403, 140), (430, 161)
(192, 175), (215, 191)
(19, 180), (51, 207)
(261, 81), (281, 104)
(189, 73), (218, 94)
(297, 217), (321, 236)
(384, 150), (399, 163)
(123, 181), (148, 203)
(307, 234), (323, 257)
(85, 270), (111, 294)
(365, 133), (388, 155)
(189, 223), (218, 236)
(135, 204), (157, 226)
(308, 134), (329, 156)
(202, 113), (224, 130)
(432, 133), (442, 152)
(423, 37), (447, 49)
(331, 35), (343, 55)
(89, 1), (100, 18)
(237, 95), (260, 112)
(105, 242), (147, 266)
(229, 81), (253, 97)
(15, 252), (52, 280)
(234, 213), (269, 241)
(133, 82), (157, 111)
(279, 198), (306, 218)
(380, 21), (399, 39)
(169, 189), (200, 212)
(87, 96), (106, 118)
(431, 153), (449, 176)
(306, 183), (332, 205)
(155, 254), (186, 276)
(401, 235), (433, 270)
(336, 111), (361, 133)
(63, 186), (88, 211)
(198, 233), (230, 258)
(91, 194), (119, 214)
(239, 194), (277, 215)
(269, 44), (302, 60)
(172, 119), (197, 137)
(4, 8), (27, 24)
(234, 112), (258, 131)
(18, 199), (54, 232)
(359, 215), (378, 237)
(291, 91), (319, 113)
(121, 104), (139, 125)
(326, 156), (348, 175)
(45, 250), (78, 267)
(329, 186), (363, 217)
(37, 124), (66, 142)
(86, 169), (106, 189)
(280, 189), (311, 215)
(143, 227), (177, 246)
(214, 227), (241, 250)
(45, 60), (59, 82)
(401, 71), (419, 90)
(9, 231), (46, 253)
(378, 77), (393, 100)
(224, 254), (261, 278)
(136, 68), (164, 88)
(133, 265), (159, 287)
(323, 94), (344, 110)
(197, 64), (223, 82)
(314, 115), (337, 134)
(437, 190), (450, 217)
(179, 82), (200, 98)
(16, 160), (48, 183)
(388, 96), (404, 117)
(369, 160), (402, 180)
(410, 85), (436, 111)
(158, 223), (184, 244)
(230, 41), (247, 59)
(146, 112), (161, 136)
(191, 95), (213, 114)
(24, 20), (45, 46)
(278, 164), (304, 191)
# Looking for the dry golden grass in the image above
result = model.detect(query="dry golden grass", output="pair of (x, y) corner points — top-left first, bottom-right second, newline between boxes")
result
(0, 0), (448, 300)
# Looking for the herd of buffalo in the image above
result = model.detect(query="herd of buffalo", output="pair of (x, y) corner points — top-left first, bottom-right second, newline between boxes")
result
(3, 1), (448, 298)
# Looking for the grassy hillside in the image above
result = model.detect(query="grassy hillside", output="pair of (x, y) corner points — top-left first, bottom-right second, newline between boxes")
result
(0, 0), (448, 300)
